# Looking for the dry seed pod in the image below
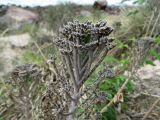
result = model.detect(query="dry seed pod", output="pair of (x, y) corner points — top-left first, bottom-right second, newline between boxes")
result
(57, 20), (113, 45)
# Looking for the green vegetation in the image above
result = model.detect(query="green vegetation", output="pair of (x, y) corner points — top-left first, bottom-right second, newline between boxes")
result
(0, 62), (4, 72)
(22, 50), (44, 65)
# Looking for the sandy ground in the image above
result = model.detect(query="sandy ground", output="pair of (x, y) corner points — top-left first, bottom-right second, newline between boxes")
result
(137, 60), (160, 96)
(0, 33), (30, 78)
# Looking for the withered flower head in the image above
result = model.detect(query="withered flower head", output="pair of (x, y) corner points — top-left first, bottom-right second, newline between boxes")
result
(54, 20), (114, 52)
(59, 20), (113, 42)
(11, 63), (41, 79)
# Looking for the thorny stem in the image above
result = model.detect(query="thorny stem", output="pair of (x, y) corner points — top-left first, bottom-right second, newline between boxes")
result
(142, 98), (160, 120)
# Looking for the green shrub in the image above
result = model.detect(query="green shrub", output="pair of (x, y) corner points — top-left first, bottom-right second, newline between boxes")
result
(22, 50), (44, 65)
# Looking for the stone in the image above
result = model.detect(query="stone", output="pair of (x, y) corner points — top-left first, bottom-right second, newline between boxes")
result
(93, 0), (108, 10)
(0, 6), (39, 29)
(137, 60), (160, 80)
(79, 10), (92, 17)
(6, 6), (39, 23)
(0, 33), (30, 47)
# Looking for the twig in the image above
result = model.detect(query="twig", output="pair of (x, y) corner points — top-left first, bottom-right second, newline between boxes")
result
(0, 104), (14, 117)
(142, 98), (160, 120)
(0, 28), (10, 37)
(33, 41), (47, 61)
(141, 92), (160, 98)
(131, 112), (145, 118)
(100, 78), (130, 113)
(73, 47), (80, 83)
(145, 8), (156, 37)
(150, 10), (160, 37)
(79, 50), (93, 87)
(115, 27), (132, 39)
(142, 18), (148, 33)
(64, 54), (77, 90)
(79, 48), (109, 87)
(40, 43), (53, 51)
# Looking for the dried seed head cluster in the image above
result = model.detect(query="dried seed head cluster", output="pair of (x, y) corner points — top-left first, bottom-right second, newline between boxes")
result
(59, 20), (113, 43)
(95, 91), (108, 104)
(8, 63), (43, 120)
(98, 65), (115, 79)
(11, 63), (41, 79)
(55, 20), (114, 53)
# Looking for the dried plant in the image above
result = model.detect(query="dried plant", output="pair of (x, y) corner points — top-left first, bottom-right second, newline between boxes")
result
(41, 20), (115, 120)
(1, 63), (44, 120)
(1, 20), (115, 120)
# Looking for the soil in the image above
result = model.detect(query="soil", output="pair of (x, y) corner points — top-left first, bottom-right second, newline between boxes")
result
(0, 33), (30, 78)
(121, 61), (160, 120)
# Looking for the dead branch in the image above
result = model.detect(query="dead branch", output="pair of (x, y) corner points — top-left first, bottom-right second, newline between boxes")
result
(142, 98), (160, 120)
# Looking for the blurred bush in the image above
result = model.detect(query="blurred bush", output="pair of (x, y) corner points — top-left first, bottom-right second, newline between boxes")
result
(43, 3), (78, 32)
(122, 0), (160, 37)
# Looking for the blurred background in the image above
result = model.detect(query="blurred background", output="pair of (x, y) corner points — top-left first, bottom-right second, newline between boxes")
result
(0, 0), (134, 77)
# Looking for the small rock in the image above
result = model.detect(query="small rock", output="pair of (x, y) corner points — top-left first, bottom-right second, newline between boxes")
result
(0, 6), (39, 29)
(137, 60), (160, 79)
(93, 0), (108, 10)
(6, 6), (39, 23)
(0, 33), (30, 47)
(80, 10), (92, 17)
